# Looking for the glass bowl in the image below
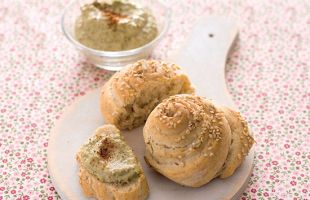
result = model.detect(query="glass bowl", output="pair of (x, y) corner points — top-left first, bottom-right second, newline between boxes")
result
(61, 0), (170, 71)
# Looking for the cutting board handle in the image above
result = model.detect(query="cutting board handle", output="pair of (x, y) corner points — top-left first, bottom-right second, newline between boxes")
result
(171, 16), (238, 108)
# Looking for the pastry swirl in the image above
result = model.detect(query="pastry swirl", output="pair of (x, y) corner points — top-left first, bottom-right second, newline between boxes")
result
(218, 107), (255, 178)
(143, 94), (232, 187)
(100, 60), (194, 130)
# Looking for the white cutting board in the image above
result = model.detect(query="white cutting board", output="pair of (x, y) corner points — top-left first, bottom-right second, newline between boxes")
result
(48, 17), (254, 200)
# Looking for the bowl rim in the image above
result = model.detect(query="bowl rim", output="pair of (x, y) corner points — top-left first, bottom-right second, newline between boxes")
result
(61, 0), (171, 57)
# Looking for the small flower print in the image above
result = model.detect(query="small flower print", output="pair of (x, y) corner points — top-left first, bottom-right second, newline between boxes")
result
(290, 181), (297, 186)
(0, 1), (308, 200)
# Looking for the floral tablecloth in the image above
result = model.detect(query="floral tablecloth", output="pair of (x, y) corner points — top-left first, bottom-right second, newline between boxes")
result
(0, 0), (309, 199)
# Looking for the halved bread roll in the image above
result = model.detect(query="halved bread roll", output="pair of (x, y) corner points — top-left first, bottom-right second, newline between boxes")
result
(100, 60), (194, 130)
(76, 125), (149, 200)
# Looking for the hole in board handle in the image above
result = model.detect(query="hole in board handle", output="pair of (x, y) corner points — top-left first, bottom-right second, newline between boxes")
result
(209, 33), (214, 38)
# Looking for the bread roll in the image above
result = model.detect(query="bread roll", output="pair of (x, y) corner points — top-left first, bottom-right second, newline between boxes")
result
(78, 167), (148, 200)
(218, 107), (254, 178)
(76, 125), (149, 200)
(100, 60), (194, 130)
(143, 94), (232, 187)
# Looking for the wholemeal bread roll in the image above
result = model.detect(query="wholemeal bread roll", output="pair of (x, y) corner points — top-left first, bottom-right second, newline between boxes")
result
(78, 167), (148, 200)
(100, 60), (195, 130)
(218, 107), (254, 178)
(143, 94), (232, 187)
(76, 125), (149, 200)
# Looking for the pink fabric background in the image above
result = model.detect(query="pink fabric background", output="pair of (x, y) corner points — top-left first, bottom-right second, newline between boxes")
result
(0, 0), (309, 199)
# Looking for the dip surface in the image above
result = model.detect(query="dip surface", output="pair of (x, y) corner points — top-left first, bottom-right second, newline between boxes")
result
(75, 0), (158, 51)
(78, 128), (141, 185)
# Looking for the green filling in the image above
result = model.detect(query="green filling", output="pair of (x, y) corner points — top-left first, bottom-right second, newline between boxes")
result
(78, 131), (141, 185)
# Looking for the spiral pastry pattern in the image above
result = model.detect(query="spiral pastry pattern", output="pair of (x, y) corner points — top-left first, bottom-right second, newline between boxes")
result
(100, 60), (194, 130)
(143, 94), (232, 187)
(218, 106), (255, 178)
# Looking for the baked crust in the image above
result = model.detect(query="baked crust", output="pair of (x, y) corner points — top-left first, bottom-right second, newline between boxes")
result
(218, 107), (255, 178)
(100, 60), (194, 130)
(143, 94), (232, 187)
(78, 167), (149, 200)
(143, 94), (255, 187)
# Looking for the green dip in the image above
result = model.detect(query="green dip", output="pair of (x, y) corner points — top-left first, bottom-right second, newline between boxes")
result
(75, 0), (158, 51)
(78, 129), (141, 185)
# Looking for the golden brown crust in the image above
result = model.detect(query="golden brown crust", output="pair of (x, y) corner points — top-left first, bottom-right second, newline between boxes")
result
(143, 95), (255, 187)
(100, 60), (195, 130)
(79, 167), (149, 200)
(143, 94), (232, 187)
(218, 107), (255, 178)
